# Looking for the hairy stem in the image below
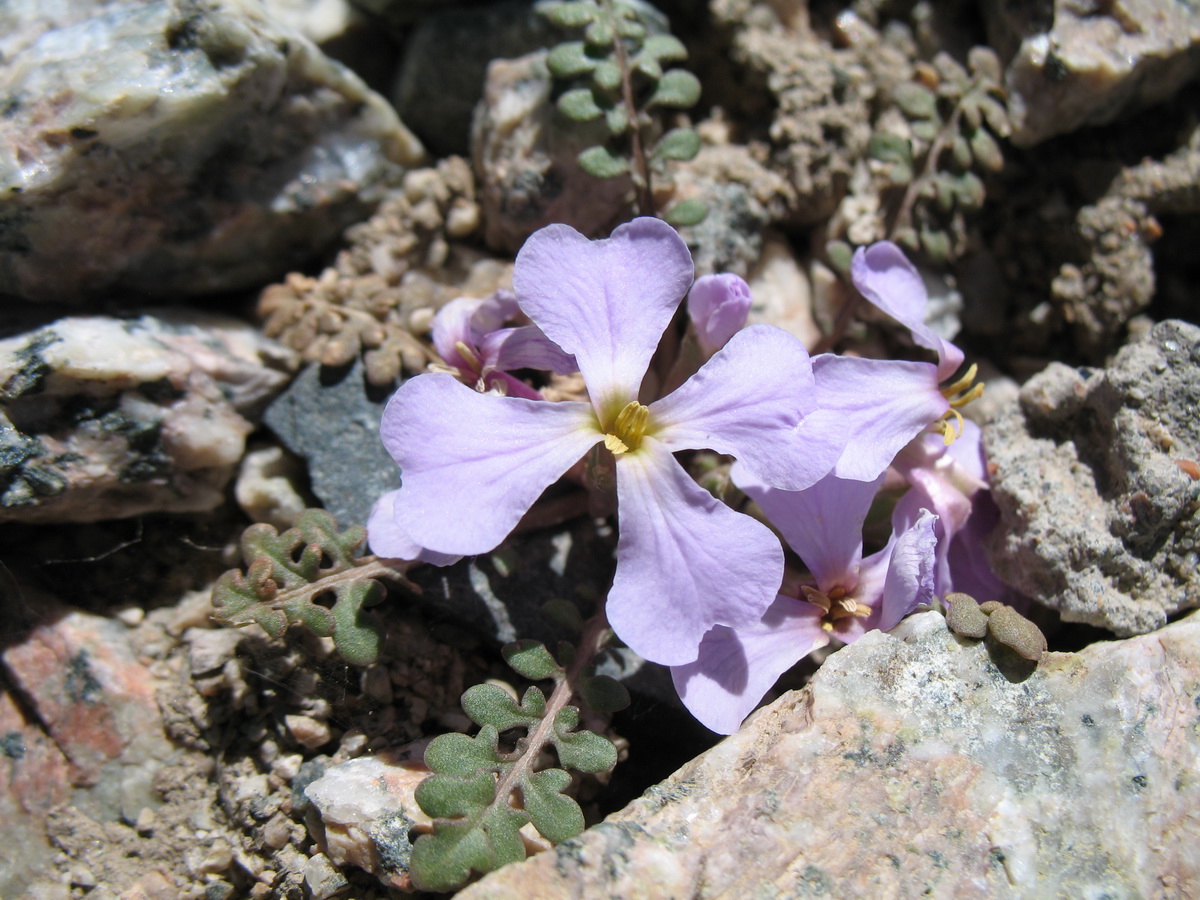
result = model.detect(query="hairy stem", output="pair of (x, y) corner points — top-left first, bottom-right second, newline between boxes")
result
(605, 1), (655, 216)
(492, 606), (611, 803)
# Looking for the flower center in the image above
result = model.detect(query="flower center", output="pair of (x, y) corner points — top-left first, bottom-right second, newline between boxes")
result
(604, 401), (650, 456)
(802, 584), (872, 632)
(932, 363), (985, 445)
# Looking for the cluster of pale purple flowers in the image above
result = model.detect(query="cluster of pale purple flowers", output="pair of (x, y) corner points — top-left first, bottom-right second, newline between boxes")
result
(368, 218), (998, 734)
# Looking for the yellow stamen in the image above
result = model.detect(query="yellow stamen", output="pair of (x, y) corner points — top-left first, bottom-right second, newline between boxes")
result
(604, 401), (650, 456)
(932, 363), (984, 446)
(803, 584), (872, 629)
(454, 340), (481, 373)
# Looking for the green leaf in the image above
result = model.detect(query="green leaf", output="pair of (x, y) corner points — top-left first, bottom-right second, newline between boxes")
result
(578, 674), (630, 713)
(521, 769), (585, 842)
(648, 68), (701, 108)
(893, 82), (937, 120)
(415, 770), (497, 819)
(425, 727), (502, 777)
(557, 87), (604, 122)
(592, 59), (622, 92)
(640, 34), (687, 62)
(867, 131), (912, 164)
(663, 198), (707, 226)
(409, 805), (529, 893)
(547, 41), (598, 79)
(910, 119), (939, 142)
(654, 127), (701, 162)
(461, 683), (542, 730)
(824, 239), (853, 273)
(210, 509), (388, 665)
(503, 640), (562, 680)
(968, 45), (1002, 83)
(578, 145), (630, 178)
(551, 708), (619, 772)
(542, 598), (584, 632)
(919, 226), (952, 264)
(955, 171), (986, 210)
(634, 54), (662, 80)
(969, 127), (1004, 172)
(950, 134), (973, 169)
(614, 17), (646, 40)
(606, 104), (630, 135)
(541, 1), (598, 28)
(585, 18), (614, 47)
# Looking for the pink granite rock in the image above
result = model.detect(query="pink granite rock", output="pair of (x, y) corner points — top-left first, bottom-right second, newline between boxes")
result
(1, 609), (173, 786)
(459, 611), (1200, 899)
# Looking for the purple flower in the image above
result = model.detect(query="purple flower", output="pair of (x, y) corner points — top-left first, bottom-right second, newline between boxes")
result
(430, 290), (577, 400)
(671, 467), (938, 734)
(804, 241), (981, 483)
(368, 218), (832, 666)
(893, 419), (1008, 604)
(687, 273), (752, 357)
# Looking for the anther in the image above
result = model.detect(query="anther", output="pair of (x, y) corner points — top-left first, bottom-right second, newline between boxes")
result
(605, 401), (650, 455)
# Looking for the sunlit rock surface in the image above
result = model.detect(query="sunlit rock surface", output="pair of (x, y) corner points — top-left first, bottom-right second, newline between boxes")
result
(0, 312), (295, 522)
(986, 0), (1200, 146)
(461, 611), (1200, 899)
(0, 0), (425, 302)
(986, 320), (1200, 635)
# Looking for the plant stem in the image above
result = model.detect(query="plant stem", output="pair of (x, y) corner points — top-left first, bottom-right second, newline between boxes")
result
(605, 1), (655, 216)
(491, 606), (611, 805)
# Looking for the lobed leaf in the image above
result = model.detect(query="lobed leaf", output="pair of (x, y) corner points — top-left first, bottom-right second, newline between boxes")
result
(578, 145), (630, 178)
(663, 198), (708, 226)
(558, 87), (605, 122)
(640, 34), (687, 62)
(503, 640), (562, 680)
(578, 674), (631, 713)
(649, 68), (701, 108)
(462, 684), (544, 730)
(210, 509), (388, 665)
(654, 127), (701, 162)
(425, 726), (503, 777)
(542, 0), (599, 28)
(409, 805), (529, 893)
(415, 770), (498, 819)
(547, 41), (599, 79)
(551, 707), (619, 772)
(521, 769), (585, 842)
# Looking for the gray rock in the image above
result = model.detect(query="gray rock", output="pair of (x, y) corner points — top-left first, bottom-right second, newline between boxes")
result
(391, 1), (559, 156)
(0, 312), (296, 522)
(0, 0), (425, 303)
(472, 50), (634, 254)
(459, 610), (1200, 899)
(985, 320), (1200, 635)
(985, 0), (1200, 146)
(262, 358), (400, 529)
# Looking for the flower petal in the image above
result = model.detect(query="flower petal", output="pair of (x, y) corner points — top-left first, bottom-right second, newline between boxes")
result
(366, 490), (462, 566)
(482, 325), (578, 374)
(687, 273), (752, 356)
(876, 508), (938, 631)
(653, 324), (830, 491)
(736, 467), (881, 592)
(608, 439), (784, 666)
(813, 354), (948, 482)
(851, 242), (965, 380)
(671, 596), (829, 734)
(430, 296), (486, 370)
(381, 373), (599, 555)
(512, 218), (694, 415)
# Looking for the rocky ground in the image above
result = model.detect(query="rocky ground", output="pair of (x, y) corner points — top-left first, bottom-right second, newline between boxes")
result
(2, 0), (1199, 897)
